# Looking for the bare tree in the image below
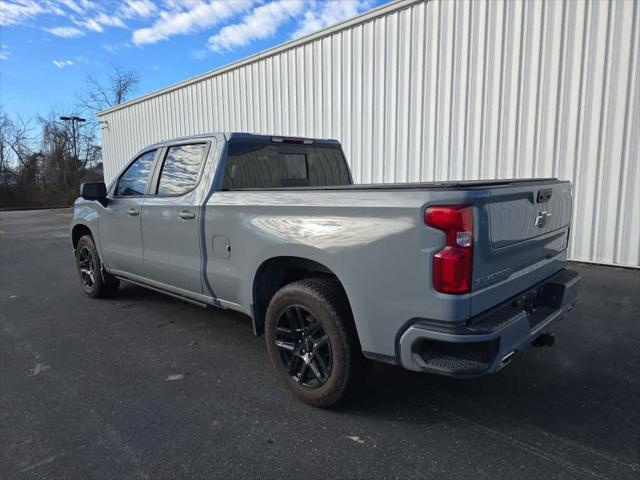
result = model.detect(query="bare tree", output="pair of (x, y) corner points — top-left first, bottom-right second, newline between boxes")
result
(77, 121), (101, 171)
(1, 64), (128, 206)
(41, 115), (71, 187)
(0, 110), (11, 178)
(79, 63), (140, 112)
(39, 111), (101, 189)
(2, 114), (34, 168)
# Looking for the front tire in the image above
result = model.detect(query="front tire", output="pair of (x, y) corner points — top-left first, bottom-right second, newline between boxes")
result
(75, 235), (119, 298)
(265, 278), (367, 408)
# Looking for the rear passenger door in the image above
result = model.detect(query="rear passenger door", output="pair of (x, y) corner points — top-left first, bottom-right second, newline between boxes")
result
(140, 142), (209, 294)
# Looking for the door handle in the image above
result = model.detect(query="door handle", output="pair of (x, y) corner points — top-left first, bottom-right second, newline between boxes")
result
(127, 208), (139, 216)
(178, 210), (196, 220)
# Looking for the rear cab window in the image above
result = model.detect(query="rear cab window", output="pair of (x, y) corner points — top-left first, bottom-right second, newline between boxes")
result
(222, 141), (351, 190)
(156, 143), (207, 196)
(114, 150), (157, 196)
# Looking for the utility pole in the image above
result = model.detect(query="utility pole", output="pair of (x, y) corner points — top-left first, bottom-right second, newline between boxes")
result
(60, 116), (86, 187)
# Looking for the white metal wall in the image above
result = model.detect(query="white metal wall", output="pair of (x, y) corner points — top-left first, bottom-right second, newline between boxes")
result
(98, 0), (640, 267)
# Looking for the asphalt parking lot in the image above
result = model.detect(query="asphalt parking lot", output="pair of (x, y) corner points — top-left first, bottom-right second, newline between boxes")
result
(1, 208), (639, 479)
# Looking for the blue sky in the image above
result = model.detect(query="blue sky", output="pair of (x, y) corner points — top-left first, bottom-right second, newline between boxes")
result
(0, 0), (388, 121)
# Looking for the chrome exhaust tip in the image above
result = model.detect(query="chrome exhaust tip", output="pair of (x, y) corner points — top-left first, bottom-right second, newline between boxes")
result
(497, 351), (515, 370)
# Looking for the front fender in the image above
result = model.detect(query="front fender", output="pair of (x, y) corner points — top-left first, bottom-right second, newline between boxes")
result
(71, 199), (104, 262)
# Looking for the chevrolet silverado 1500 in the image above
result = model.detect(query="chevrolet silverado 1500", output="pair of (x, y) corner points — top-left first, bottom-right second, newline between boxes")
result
(71, 133), (580, 407)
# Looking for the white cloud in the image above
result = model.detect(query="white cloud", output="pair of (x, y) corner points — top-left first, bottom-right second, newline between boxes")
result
(132, 0), (255, 46)
(94, 12), (126, 28)
(0, 44), (9, 60)
(0, 0), (99, 27)
(52, 59), (74, 68)
(0, 0), (49, 26)
(1, 0), (126, 35)
(190, 48), (208, 60)
(102, 42), (130, 53)
(45, 26), (86, 38)
(75, 12), (127, 32)
(118, 0), (156, 19)
(291, 0), (371, 38)
(208, 0), (304, 52)
(79, 18), (103, 32)
(57, 0), (85, 15)
(3, 0), (376, 52)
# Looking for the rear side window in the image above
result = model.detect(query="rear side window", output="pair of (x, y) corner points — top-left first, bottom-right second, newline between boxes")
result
(157, 143), (207, 196)
(115, 150), (156, 196)
(223, 143), (350, 190)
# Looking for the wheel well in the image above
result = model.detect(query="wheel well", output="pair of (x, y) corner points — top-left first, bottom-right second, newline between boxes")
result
(71, 224), (92, 249)
(252, 256), (350, 336)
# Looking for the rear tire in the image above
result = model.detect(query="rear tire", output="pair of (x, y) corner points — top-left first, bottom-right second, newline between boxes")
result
(265, 278), (368, 408)
(75, 235), (119, 298)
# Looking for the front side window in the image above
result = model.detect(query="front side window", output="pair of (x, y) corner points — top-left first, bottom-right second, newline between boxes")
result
(115, 150), (156, 196)
(157, 143), (207, 196)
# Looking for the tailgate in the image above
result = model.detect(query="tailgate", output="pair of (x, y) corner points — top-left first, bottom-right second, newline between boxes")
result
(488, 183), (571, 247)
(470, 180), (572, 315)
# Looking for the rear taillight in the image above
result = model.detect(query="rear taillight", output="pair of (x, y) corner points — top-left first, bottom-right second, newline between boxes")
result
(424, 205), (473, 294)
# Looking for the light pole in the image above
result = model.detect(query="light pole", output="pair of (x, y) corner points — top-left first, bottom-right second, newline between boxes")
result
(60, 116), (86, 186)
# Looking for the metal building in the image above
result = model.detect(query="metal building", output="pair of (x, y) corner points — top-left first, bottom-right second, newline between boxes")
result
(98, 0), (640, 268)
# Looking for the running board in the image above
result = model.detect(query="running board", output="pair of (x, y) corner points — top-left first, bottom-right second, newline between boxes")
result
(114, 275), (209, 308)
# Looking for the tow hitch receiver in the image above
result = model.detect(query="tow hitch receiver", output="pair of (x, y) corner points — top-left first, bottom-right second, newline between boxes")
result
(531, 332), (555, 348)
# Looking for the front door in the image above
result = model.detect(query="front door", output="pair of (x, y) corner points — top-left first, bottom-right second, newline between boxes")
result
(140, 143), (208, 294)
(99, 149), (157, 275)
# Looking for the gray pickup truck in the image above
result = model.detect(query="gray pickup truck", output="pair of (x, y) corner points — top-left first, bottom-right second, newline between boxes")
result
(71, 133), (580, 407)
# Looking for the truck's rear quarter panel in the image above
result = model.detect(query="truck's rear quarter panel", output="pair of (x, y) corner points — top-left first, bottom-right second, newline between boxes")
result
(204, 189), (486, 358)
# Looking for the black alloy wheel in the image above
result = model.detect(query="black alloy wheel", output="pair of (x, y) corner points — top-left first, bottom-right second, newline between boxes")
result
(274, 304), (333, 387)
(75, 234), (119, 298)
(77, 244), (97, 290)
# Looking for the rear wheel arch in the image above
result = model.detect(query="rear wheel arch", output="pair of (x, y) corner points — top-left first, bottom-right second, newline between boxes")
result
(264, 277), (369, 407)
(72, 224), (93, 249)
(251, 256), (354, 337)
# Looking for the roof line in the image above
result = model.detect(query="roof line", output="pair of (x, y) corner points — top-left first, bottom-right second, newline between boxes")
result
(146, 131), (339, 145)
(97, 0), (425, 117)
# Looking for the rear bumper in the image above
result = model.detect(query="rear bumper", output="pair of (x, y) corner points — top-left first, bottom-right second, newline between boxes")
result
(397, 268), (581, 377)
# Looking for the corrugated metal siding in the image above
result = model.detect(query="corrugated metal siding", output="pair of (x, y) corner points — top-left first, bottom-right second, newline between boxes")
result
(98, 0), (640, 267)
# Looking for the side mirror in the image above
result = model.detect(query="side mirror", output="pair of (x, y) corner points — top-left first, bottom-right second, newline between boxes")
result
(80, 182), (107, 201)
